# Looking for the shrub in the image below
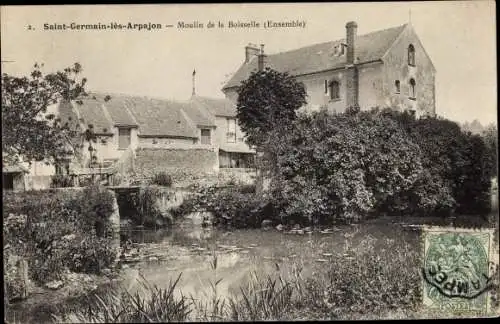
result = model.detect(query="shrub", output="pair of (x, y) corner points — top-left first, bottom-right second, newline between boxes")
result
(383, 108), (494, 216)
(80, 185), (116, 237)
(68, 236), (118, 274)
(50, 174), (74, 188)
(121, 186), (172, 227)
(266, 109), (426, 224)
(151, 171), (173, 187)
(173, 185), (273, 228)
(2, 188), (118, 292)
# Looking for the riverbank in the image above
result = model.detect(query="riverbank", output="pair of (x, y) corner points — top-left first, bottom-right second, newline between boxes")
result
(52, 220), (500, 321)
(6, 214), (499, 323)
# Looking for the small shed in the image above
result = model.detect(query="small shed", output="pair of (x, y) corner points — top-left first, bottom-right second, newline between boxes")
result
(2, 164), (29, 191)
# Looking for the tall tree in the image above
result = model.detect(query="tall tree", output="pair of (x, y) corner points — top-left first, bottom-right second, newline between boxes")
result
(2, 63), (88, 165)
(236, 68), (307, 193)
(236, 68), (307, 148)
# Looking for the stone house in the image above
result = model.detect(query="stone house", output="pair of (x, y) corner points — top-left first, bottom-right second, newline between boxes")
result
(51, 92), (254, 184)
(222, 21), (436, 118)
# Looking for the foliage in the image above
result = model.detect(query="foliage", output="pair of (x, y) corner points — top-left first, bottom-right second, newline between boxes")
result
(299, 233), (421, 319)
(115, 186), (172, 227)
(266, 109), (427, 225)
(381, 108), (494, 215)
(51, 174), (74, 188)
(3, 187), (117, 290)
(482, 124), (498, 178)
(2, 63), (88, 165)
(229, 273), (295, 321)
(52, 226), (424, 322)
(81, 185), (116, 237)
(68, 236), (118, 274)
(173, 185), (273, 228)
(151, 171), (173, 187)
(236, 68), (307, 148)
(54, 273), (192, 323)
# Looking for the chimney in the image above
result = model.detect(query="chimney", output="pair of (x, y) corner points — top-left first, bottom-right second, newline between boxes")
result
(258, 44), (266, 71)
(245, 43), (259, 63)
(345, 21), (357, 64)
(345, 21), (359, 109)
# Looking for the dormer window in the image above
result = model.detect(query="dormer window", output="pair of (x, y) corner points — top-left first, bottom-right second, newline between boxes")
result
(332, 43), (347, 56)
(395, 80), (401, 94)
(329, 80), (340, 100)
(408, 44), (415, 66)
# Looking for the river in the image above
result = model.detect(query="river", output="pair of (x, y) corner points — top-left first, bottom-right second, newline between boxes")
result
(6, 216), (421, 323)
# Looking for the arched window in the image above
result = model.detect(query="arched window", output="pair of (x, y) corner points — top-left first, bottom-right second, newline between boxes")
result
(395, 80), (401, 94)
(409, 78), (416, 98)
(329, 80), (340, 100)
(408, 44), (415, 66)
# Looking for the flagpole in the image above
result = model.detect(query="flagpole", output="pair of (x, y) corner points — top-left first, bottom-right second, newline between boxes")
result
(192, 69), (196, 96)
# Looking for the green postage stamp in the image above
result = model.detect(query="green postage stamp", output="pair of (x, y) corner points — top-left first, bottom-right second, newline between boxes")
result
(422, 226), (499, 316)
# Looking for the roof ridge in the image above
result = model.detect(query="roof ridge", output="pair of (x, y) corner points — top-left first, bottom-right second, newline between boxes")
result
(87, 91), (186, 103)
(269, 23), (407, 57)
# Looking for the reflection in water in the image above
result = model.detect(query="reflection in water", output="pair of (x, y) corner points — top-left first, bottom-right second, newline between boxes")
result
(9, 218), (420, 323)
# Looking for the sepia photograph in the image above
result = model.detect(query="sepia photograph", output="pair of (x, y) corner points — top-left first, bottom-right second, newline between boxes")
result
(1, 2), (498, 322)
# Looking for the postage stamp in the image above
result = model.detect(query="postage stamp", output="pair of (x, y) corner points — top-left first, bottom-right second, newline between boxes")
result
(422, 226), (499, 316)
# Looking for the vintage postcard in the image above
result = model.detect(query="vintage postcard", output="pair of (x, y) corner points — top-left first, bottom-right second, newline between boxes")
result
(2, 2), (498, 323)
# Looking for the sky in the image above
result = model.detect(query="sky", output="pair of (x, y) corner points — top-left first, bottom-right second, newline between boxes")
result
(1, 2), (497, 125)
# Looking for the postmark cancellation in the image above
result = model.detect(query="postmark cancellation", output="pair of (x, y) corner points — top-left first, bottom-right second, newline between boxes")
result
(422, 226), (499, 316)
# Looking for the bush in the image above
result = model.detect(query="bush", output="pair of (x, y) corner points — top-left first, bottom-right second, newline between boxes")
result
(81, 185), (116, 237)
(262, 107), (492, 225)
(68, 236), (118, 274)
(174, 185), (273, 228)
(2, 187), (118, 291)
(382, 108), (494, 216)
(50, 174), (74, 188)
(151, 172), (173, 187)
(266, 109), (427, 225)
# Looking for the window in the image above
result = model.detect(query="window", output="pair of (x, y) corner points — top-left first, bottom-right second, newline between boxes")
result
(201, 129), (211, 145)
(408, 44), (415, 66)
(395, 80), (401, 94)
(409, 78), (416, 99)
(118, 128), (131, 150)
(329, 80), (340, 100)
(227, 118), (236, 143)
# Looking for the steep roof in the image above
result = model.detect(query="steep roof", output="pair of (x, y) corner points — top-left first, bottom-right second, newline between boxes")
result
(118, 96), (199, 138)
(58, 99), (82, 130)
(191, 96), (237, 117)
(60, 92), (237, 139)
(182, 99), (216, 128)
(89, 94), (138, 127)
(73, 97), (114, 134)
(223, 24), (407, 90)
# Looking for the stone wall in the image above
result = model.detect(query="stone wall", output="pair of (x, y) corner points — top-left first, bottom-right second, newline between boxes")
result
(133, 147), (219, 181)
(25, 175), (52, 190)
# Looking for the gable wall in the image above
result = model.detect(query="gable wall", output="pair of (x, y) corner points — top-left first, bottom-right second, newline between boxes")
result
(382, 25), (436, 116)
